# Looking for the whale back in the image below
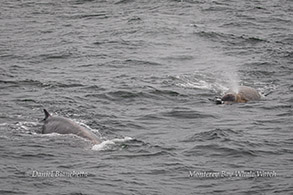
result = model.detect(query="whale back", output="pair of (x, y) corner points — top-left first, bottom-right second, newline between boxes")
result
(42, 110), (101, 144)
(221, 86), (261, 104)
(237, 86), (261, 101)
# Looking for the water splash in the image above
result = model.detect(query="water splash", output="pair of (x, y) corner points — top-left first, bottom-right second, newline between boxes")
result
(92, 137), (133, 151)
(16, 121), (40, 134)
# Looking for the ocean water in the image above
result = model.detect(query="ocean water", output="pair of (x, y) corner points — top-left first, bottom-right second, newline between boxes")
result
(0, 0), (292, 194)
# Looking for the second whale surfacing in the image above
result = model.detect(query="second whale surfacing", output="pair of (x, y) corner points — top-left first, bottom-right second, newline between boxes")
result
(42, 109), (101, 144)
(221, 86), (261, 104)
(214, 86), (261, 104)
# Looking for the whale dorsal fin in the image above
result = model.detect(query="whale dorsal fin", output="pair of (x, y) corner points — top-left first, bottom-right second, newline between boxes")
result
(43, 109), (51, 121)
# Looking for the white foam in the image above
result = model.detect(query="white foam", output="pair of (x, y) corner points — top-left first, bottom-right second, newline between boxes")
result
(16, 121), (39, 134)
(91, 136), (133, 151)
(39, 132), (63, 137)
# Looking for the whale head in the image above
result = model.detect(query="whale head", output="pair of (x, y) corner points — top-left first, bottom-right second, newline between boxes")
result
(221, 93), (248, 104)
(221, 93), (236, 102)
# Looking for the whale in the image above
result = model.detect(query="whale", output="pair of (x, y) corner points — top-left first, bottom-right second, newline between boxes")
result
(215, 86), (261, 104)
(42, 109), (101, 144)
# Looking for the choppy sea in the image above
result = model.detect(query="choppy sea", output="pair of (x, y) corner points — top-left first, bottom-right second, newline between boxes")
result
(1, 0), (292, 194)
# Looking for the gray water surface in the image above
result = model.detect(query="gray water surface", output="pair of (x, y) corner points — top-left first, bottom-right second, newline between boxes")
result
(1, 0), (292, 194)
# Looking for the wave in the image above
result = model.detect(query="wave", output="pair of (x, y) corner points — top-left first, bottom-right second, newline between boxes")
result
(115, 0), (135, 4)
(0, 79), (85, 90)
(194, 30), (268, 46)
(72, 13), (108, 20)
(124, 59), (162, 66)
(100, 87), (187, 102)
(183, 128), (241, 142)
(162, 108), (215, 119)
(193, 143), (257, 157)
(182, 128), (286, 158)
(0, 79), (47, 88)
